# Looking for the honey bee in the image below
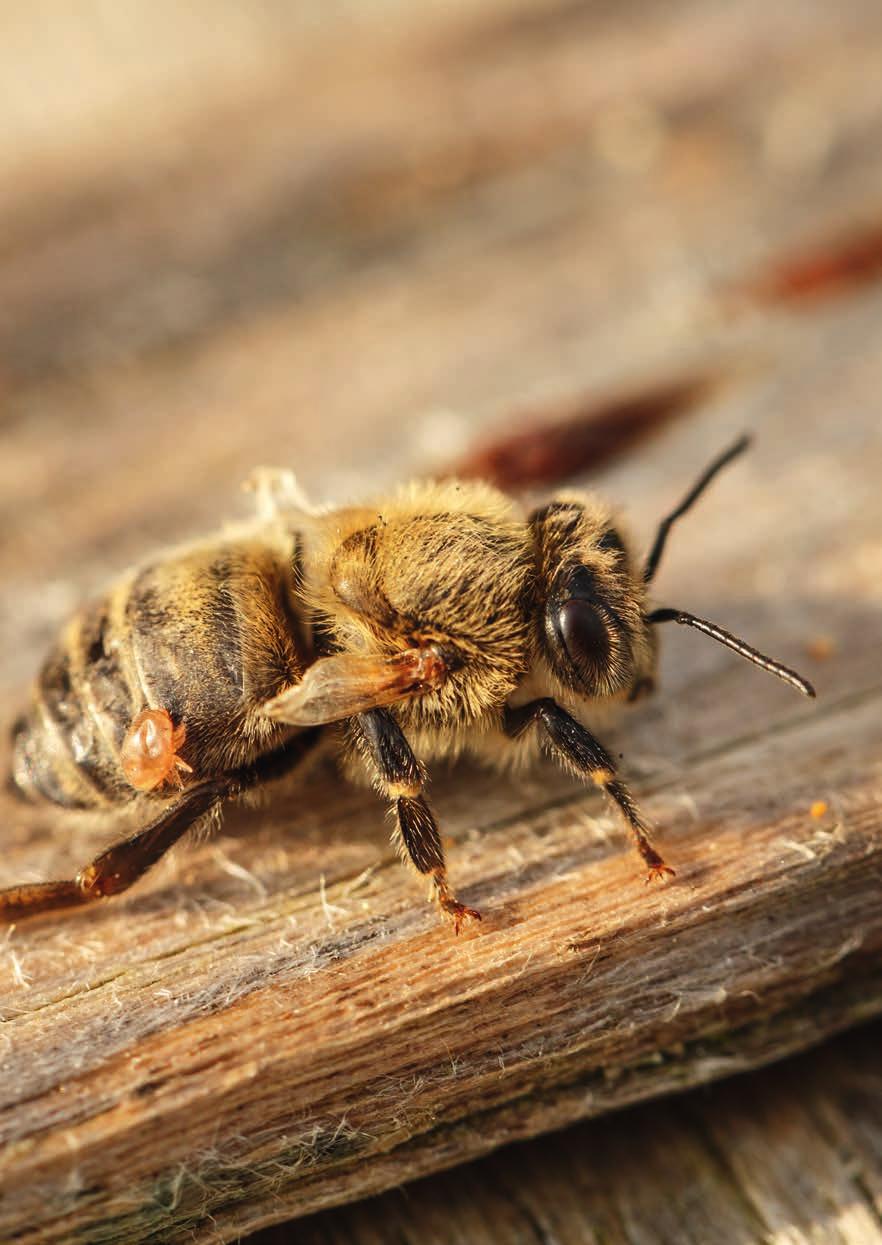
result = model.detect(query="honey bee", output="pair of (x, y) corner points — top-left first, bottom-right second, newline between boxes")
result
(0, 438), (814, 931)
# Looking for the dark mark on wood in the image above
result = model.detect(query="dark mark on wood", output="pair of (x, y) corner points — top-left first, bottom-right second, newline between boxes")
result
(450, 374), (722, 490)
(734, 220), (882, 308)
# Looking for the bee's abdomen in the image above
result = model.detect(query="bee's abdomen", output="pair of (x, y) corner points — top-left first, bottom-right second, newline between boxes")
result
(11, 536), (307, 809)
(11, 597), (133, 809)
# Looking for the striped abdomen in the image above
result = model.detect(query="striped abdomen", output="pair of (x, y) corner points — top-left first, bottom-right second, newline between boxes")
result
(11, 533), (310, 810)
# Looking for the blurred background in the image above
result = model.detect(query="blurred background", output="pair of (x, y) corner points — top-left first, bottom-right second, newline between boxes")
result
(3, 3), (882, 1242)
(3, 0), (882, 697)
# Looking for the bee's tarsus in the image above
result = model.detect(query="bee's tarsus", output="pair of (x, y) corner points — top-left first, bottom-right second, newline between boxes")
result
(355, 708), (480, 933)
(645, 863), (676, 884)
(0, 879), (88, 921)
(436, 885), (483, 935)
(504, 699), (673, 878)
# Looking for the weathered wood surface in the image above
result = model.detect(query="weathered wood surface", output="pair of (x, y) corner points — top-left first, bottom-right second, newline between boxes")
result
(287, 1019), (882, 1245)
(1, 1), (882, 1242)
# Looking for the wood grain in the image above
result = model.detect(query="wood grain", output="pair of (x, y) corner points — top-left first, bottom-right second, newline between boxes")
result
(284, 1020), (882, 1245)
(1, 1), (882, 1242)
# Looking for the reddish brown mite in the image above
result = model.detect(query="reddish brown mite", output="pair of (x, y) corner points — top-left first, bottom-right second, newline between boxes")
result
(120, 708), (192, 791)
(0, 440), (814, 931)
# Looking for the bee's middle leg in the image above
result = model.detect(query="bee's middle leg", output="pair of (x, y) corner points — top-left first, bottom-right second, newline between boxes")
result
(353, 709), (481, 932)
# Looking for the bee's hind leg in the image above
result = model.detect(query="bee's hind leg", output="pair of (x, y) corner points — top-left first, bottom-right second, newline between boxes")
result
(0, 782), (227, 921)
(0, 730), (322, 922)
(353, 709), (482, 934)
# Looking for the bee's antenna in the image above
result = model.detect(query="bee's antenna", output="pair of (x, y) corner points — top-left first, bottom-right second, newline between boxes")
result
(643, 435), (751, 583)
(647, 608), (816, 698)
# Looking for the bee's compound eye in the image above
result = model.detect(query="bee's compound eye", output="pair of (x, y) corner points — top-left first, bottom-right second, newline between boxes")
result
(552, 596), (612, 690)
(121, 708), (176, 790)
(544, 565), (633, 697)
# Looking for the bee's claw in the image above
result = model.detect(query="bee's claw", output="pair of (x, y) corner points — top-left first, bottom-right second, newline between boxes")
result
(439, 898), (482, 934)
(645, 863), (676, 884)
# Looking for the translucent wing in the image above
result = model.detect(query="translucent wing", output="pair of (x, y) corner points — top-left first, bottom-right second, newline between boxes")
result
(262, 647), (447, 726)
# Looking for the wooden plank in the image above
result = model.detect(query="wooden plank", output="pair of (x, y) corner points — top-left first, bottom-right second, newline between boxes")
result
(2, 461), (880, 1244)
(1, 1), (882, 1242)
(284, 1021), (882, 1245)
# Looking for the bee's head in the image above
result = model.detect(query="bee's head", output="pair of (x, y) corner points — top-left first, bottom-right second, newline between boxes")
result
(531, 436), (815, 707)
(531, 500), (654, 701)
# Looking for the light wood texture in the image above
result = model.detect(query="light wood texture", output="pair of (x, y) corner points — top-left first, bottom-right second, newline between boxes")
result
(1, 2), (882, 1242)
(287, 1020), (882, 1245)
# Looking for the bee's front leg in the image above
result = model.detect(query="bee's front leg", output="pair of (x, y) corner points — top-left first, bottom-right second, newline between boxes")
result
(352, 709), (481, 934)
(505, 699), (674, 882)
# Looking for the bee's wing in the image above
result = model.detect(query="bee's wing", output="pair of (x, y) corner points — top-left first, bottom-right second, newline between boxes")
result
(261, 648), (446, 726)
